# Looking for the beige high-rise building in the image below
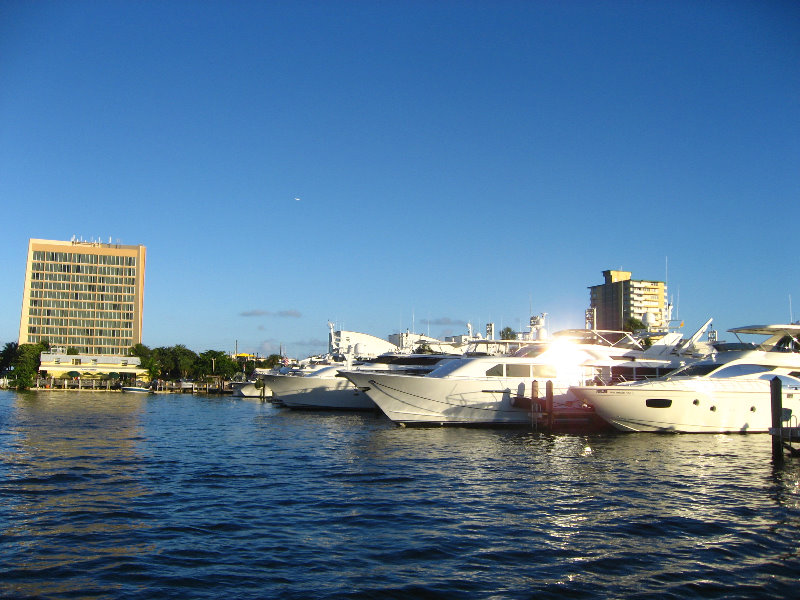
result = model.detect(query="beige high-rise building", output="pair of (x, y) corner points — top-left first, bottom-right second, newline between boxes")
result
(18, 238), (146, 355)
(588, 270), (669, 331)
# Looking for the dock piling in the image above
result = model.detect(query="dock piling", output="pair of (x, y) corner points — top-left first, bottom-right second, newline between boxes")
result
(771, 377), (783, 463)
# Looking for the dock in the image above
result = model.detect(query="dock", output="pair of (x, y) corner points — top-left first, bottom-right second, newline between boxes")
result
(514, 380), (613, 434)
(769, 377), (800, 461)
(15, 377), (236, 394)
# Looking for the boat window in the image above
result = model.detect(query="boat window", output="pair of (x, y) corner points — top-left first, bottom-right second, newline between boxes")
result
(769, 335), (800, 352)
(428, 359), (466, 377)
(711, 342), (758, 352)
(368, 356), (394, 364)
(485, 364), (504, 377)
(758, 374), (800, 386)
(404, 355), (458, 366)
(511, 345), (549, 358)
(710, 364), (773, 378)
(375, 355), (446, 366)
(665, 362), (720, 378)
(646, 399), (672, 408)
(532, 365), (558, 379)
(506, 364), (531, 378)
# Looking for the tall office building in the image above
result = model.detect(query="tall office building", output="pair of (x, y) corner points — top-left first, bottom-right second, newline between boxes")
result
(588, 270), (668, 331)
(18, 238), (146, 355)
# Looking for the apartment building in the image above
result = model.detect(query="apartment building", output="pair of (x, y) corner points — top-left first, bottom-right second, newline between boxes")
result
(18, 238), (146, 355)
(588, 270), (668, 331)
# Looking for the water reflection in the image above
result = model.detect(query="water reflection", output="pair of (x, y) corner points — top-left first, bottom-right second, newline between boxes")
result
(772, 457), (800, 509)
(0, 391), (151, 597)
(256, 416), (800, 596)
(2, 391), (798, 599)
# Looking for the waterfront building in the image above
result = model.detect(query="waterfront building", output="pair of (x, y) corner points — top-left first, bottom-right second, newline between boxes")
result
(588, 270), (669, 331)
(38, 348), (148, 380)
(18, 238), (146, 355)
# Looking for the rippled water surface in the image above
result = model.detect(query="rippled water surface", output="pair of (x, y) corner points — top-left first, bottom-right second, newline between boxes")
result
(1, 390), (799, 599)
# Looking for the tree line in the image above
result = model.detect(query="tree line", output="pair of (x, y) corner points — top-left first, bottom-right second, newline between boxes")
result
(128, 344), (283, 381)
(0, 341), (283, 391)
(1, 341), (46, 391)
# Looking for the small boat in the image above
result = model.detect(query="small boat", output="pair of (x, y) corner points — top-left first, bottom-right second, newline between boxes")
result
(121, 386), (152, 394)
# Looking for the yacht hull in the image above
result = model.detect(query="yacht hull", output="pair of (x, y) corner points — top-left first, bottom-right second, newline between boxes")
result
(262, 373), (375, 410)
(342, 371), (579, 425)
(231, 382), (272, 398)
(572, 380), (800, 433)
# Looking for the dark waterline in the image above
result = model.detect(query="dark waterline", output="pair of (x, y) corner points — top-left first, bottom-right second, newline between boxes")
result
(1, 391), (798, 599)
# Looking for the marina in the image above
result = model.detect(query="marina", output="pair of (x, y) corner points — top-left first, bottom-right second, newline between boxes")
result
(9, 320), (800, 440)
(3, 2), (797, 597)
(1, 389), (798, 599)
(338, 323), (710, 427)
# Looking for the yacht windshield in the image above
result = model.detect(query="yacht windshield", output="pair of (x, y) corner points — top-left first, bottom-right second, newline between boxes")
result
(709, 364), (774, 378)
(664, 362), (720, 379)
(511, 345), (550, 358)
(664, 362), (779, 380)
(759, 374), (800, 386)
(767, 335), (800, 352)
(427, 359), (467, 377)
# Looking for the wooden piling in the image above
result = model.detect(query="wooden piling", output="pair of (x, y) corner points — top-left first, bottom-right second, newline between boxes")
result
(529, 380), (539, 428)
(771, 376), (784, 463)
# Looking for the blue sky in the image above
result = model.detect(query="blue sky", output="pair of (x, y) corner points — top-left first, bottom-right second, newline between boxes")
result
(1, 1), (798, 357)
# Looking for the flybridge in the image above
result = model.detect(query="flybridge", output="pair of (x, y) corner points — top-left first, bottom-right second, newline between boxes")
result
(728, 324), (800, 352)
(729, 324), (800, 336)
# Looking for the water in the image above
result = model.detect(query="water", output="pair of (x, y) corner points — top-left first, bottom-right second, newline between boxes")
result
(1, 391), (798, 599)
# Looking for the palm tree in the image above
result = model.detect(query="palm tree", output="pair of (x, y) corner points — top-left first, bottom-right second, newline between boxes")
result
(1, 341), (19, 374)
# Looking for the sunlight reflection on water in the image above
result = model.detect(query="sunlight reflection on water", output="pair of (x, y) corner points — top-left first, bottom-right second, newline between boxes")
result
(1, 390), (798, 599)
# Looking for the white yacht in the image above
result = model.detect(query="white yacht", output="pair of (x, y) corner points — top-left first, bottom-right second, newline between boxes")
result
(339, 324), (710, 426)
(569, 324), (800, 433)
(231, 380), (272, 398)
(263, 364), (373, 410)
(264, 354), (458, 410)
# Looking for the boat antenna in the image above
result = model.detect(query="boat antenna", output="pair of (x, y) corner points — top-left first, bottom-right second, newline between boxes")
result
(790, 294), (794, 323)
